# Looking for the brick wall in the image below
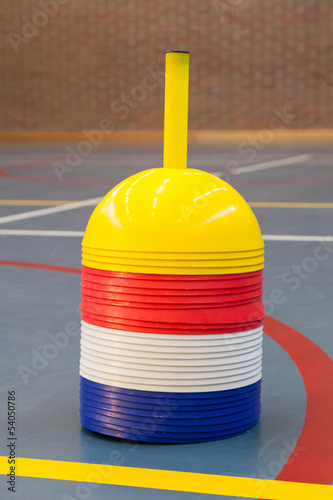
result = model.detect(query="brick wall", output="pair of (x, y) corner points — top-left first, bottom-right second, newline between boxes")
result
(1, 0), (333, 131)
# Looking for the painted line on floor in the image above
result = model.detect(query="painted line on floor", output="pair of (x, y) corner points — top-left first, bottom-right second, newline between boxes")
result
(2, 200), (333, 209)
(0, 170), (108, 185)
(0, 456), (332, 499)
(0, 200), (78, 206)
(264, 317), (333, 485)
(0, 230), (332, 242)
(232, 155), (310, 175)
(263, 235), (333, 242)
(0, 197), (102, 225)
(0, 229), (85, 237)
(0, 260), (80, 273)
(249, 202), (333, 209)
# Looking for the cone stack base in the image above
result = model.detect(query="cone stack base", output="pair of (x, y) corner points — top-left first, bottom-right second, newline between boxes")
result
(80, 268), (264, 441)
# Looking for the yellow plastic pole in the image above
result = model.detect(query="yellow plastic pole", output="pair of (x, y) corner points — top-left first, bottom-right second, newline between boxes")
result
(163, 50), (190, 169)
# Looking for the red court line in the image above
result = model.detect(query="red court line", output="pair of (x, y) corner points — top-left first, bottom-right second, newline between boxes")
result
(3, 154), (68, 170)
(0, 260), (80, 274)
(264, 316), (333, 485)
(1, 146), (120, 171)
(0, 154), (120, 185)
(1, 259), (332, 485)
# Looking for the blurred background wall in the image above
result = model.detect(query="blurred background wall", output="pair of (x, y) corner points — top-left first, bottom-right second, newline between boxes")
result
(1, 0), (333, 132)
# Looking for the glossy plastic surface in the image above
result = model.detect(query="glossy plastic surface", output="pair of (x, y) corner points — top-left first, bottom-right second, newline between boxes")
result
(80, 377), (261, 400)
(79, 366), (262, 393)
(82, 266), (263, 286)
(80, 388), (261, 411)
(80, 415), (260, 443)
(82, 169), (264, 256)
(82, 246), (264, 259)
(81, 250), (265, 274)
(81, 320), (263, 340)
(163, 51), (189, 170)
(81, 312), (263, 334)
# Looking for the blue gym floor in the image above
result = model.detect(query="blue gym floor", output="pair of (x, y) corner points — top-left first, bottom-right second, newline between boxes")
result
(0, 141), (332, 499)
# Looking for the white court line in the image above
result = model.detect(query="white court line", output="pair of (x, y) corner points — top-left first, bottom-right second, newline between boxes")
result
(263, 235), (333, 242)
(0, 197), (102, 225)
(0, 229), (84, 237)
(232, 154), (310, 175)
(0, 229), (332, 243)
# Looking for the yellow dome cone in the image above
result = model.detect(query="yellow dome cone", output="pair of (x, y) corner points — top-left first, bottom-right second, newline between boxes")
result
(82, 51), (264, 273)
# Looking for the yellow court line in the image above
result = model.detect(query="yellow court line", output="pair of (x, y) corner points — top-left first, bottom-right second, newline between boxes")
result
(0, 456), (332, 499)
(1, 200), (333, 209)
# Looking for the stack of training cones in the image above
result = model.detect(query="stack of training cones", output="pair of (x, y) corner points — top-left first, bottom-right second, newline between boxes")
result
(80, 51), (265, 443)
